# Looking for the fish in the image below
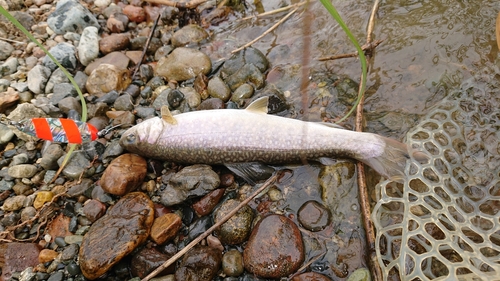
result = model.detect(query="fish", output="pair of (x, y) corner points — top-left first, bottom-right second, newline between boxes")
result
(13, 118), (99, 144)
(120, 97), (424, 179)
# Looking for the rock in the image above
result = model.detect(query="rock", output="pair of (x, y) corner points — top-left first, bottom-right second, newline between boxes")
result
(175, 246), (222, 281)
(192, 188), (225, 217)
(0, 57), (19, 76)
(85, 52), (130, 75)
(167, 89), (184, 109)
(45, 68), (70, 94)
(347, 268), (371, 281)
(0, 243), (41, 281)
(225, 63), (265, 91)
(291, 272), (333, 281)
(160, 165), (220, 206)
(131, 247), (174, 278)
(151, 88), (170, 110)
(155, 47), (211, 82)
(222, 249), (244, 277)
(207, 76), (231, 102)
(45, 213), (72, 243)
(8, 164), (38, 179)
(123, 5), (146, 23)
(47, 0), (99, 34)
(78, 26), (99, 66)
(11, 153), (28, 166)
(107, 13), (129, 33)
(113, 93), (134, 111)
(221, 47), (269, 78)
(39, 249), (58, 263)
(79, 192), (154, 280)
(86, 64), (131, 98)
(27, 65), (51, 94)
(2, 195), (26, 211)
(0, 40), (14, 60)
(58, 151), (93, 179)
(0, 87), (19, 112)
(214, 199), (253, 245)
(99, 33), (130, 54)
(34, 191), (54, 209)
(40, 144), (64, 170)
(47, 271), (64, 281)
(58, 96), (82, 115)
(180, 86), (201, 109)
(243, 214), (304, 278)
(150, 213), (182, 245)
(130, 37), (162, 55)
(171, 24), (209, 47)
(297, 200), (331, 232)
(83, 199), (107, 222)
(231, 83), (254, 104)
(50, 82), (77, 104)
(100, 153), (147, 196)
(61, 243), (79, 261)
(20, 206), (36, 222)
(42, 42), (77, 71)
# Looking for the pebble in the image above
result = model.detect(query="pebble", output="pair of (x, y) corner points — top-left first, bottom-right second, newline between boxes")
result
(0, 57), (19, 76)
(47, 0), (99, 34)
(113, 93), (134, 111)
(2, 195), (27, 211)
(155, 47), (212, 82)
(214, 199), (254, 245)
(60, 243), (79, 261)
(45, 68), (69, 94)
(297, 200), (331, 232)
(123, 5), (146, 23)
(64, 235), (83, 244)
(27, 64), (51, 94)
(131, 247), (174, 278)
(160, 165), (220, 206)
(347, 268), (371, 281)
(38, 249), (58, 263)
(0, 40), (14, 60)
(85, 51), (130, 75)
(42, 42), (77, 71)
(99, 33), (130, 55)
(180, 86), (201, 109)
(47, 271), (64, 281)
(292, 272), (333, 281)
(175, 246), (222, 281)
(11, 153), (28, 165)
(208, 76), (231, 102)
(225, 63), (265, 91)
(86, 63), (131, 98)
(0, 87), (19, 112)
(34, 191), (54, 209)
(57, 96), (82, 115)
(50, 82), (78, 104)
(222, 249), (244, 277)
(20, 206), (36, 222)
(57, 151), (93, 179)
(78, 26), (99, 66)
(192, 188), (225, 217)
(107, 13), (129, 33)
(79, 192), (154, 279)
(150, 213), (182, 245)
(0, 243), (41, 281)
(167, 89), (184, 108)
(171, 24), (209, 47)
(83, 199), (107, 222)
(231, 83), (254, 104)
(243, 214), (305, 278)
(8, 164), (38, 179)
(100, 153), (147, 196)
(151, 87), (170, 110)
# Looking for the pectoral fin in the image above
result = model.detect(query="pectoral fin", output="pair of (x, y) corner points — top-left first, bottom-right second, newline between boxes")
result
(224, 162), (275, 185)
(161, 106), (177, 125)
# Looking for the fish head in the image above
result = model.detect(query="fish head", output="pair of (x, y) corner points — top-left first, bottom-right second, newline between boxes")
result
(119, 117), (165, 153)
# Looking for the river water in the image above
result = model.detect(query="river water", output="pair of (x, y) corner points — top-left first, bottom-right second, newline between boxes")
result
(205, 1), (500, 279)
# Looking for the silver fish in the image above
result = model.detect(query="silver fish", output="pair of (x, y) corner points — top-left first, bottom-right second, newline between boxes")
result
(119, 97), (422, 179)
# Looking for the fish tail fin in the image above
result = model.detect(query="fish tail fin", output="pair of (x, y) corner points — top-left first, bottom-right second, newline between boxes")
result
(361, 136), (428, 180)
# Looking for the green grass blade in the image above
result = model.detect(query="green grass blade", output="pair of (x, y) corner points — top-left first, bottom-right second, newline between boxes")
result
(0, 7), (88, 122)
(318, 0), (367, 124)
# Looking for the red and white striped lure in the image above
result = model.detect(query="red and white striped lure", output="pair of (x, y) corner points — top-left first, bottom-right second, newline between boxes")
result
(15, 118), (99, 144)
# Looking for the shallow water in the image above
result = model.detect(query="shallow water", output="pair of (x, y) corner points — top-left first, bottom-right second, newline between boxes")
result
(206, 0), (500, 279)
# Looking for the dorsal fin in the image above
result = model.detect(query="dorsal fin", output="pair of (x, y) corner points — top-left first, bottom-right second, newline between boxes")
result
(161, 106), (177, 125)
(245, 96), (269, 114)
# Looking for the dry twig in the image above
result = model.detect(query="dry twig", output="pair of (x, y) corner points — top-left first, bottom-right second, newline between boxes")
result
(141, 173), (280, 281)
(238, 1), (307, 21)
(132, 14), (161, 79)
(231, 7), (299, 54)
(317, 39), (383, 61)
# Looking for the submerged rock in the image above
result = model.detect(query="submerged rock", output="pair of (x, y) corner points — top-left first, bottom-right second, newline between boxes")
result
(175, 246), (222, 281)
(79, 192), (154, 280)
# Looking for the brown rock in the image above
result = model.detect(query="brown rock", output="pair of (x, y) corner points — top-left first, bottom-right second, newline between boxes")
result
(150, 213), (182, 245)
(171, 24), (209, 47)
(291, 272), (332, 281)
(0, 243), (41, 281)
(154, 203), (172, 218)
(107, 13), (129, 33)
(297, 200), (331, 232)
(46, 213), (72, 243)
(175, 246), (222, 281)
(131, 247), (174, 278)
(0, 87), (19, 112)
(125, 50), (144, 65)
(143, 5), (162, 23)
(123, 5), (145, 23)
(86, 63), (131, 98)
(83, 199), (107, 222)
(99, 33), (130, 55)
(85, 51), (130, 75)
(243, 214), (305, 278)
(39, 249), (58, 263)
(79, 192), (154, 280)
(100, 153), (147, 196)
(192, 188), (225, 217)
(155, 47), (211, 82)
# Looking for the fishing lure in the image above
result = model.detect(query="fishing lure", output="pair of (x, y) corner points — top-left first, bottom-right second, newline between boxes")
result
(12, 118), (99, 144)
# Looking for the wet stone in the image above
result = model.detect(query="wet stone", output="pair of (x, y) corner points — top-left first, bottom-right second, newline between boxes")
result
(292, 272), (333, 281)
(150, 213), (182, 245)
(231, 83), (254, 104)
(83, 199), (107, 223)
(134, 106), (156, 119)
(67, 178), (94, 198)
(131, 247), (174, 278)
(160, 164), (220, 206)
(221, 47), (269, 77)
(192, 188), (225, 217)
(61, 243), (79, 261)
(58, 151), (93, 180)
(79, 192), (154, 280)
(167, 89), (184, 109)
(208, 76), (231, 102)
(0, 243), (41, 281)
(155, 47), (211, 82)
(86, 64), (131, 98)
(225, 63), (265, 91)
(8, 164), (38, 179)
(11, 153), (28, 165)
(187, 216), (212, 242)
(171, 24), (209, 47)
(297, 200), (331, 232)
(100, 33), (130, 55)
(151, 88), (170, 110)
(175, 246), (222, 281)
(100, 153), (147, 196)
(222, 249), (244, 277)
(214, 199), (254, 245)
(47, 0), (99, 34)
(42, 42), (77, 71)
(47, 271), (64, 281)
(243, 214), (305, 278)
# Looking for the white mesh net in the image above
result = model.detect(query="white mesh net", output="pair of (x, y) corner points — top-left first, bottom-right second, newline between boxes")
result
(372, 77), (500, 280)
